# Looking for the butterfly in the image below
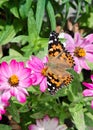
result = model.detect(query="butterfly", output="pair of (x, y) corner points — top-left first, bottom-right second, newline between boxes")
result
(46, 31), (75, 95)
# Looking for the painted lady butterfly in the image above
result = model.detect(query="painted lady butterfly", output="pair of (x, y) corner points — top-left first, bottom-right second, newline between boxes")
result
(46, 31), (74, 95)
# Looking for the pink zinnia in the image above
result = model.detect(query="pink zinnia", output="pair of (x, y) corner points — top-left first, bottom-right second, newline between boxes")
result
(64, 33), (93, 73)
(26, 56), (48, 92)
(83, 75), (93, 108)
(29, 115), (67, 130)
(0, 60), (32, 103)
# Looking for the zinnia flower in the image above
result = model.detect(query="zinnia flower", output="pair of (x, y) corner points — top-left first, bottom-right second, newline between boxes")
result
(64, 32), (93, 73)
(29, 115), (67, 130)
(0, 91), (9, 120)
(83, 75), (93, 108)
(0, 60), (32, 103)
(26, 56), (48, 92)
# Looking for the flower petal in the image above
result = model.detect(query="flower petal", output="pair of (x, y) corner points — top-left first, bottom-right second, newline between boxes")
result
(9, 60), (19, 75)
(29, 125), (39, 130)
(0, 62), (10, 77)
(80, 59), (90, 70)
(83, 89), (93, 96)
(91, 100), (93, 109)
(85, 34), (93, 44)
(1, 90), (11, 102)
(82, 82), (93, 89)
(40, 77), (47, 92)
(91, 75), (93, 81)
(28, 56), (44, 72)
(16, 91), (26, 103)
(86, 53), (93, 62)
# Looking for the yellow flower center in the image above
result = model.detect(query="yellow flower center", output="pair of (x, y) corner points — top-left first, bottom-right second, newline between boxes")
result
(74, 47), (86, 57)
(8, 75), (19, 87)
(41, 67), (48, 76)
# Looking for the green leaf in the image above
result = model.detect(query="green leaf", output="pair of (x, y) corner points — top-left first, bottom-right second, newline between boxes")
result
(7, 100), (20, 123)
(0, 124), (12, 130)
(85, 0), (92, 4)
(0, 20), (22, 45)
(85, 112), (93, 127)
(47, 1), (56, 31)
(75, 1), (81, 22)
(11, 35), (28, 45)
(28, 9), (39, 44)
(69, 103), (86, 130)
(0, 0), (8, 7)
(19, 0), (33, 18)
(36, 0), (46, 34)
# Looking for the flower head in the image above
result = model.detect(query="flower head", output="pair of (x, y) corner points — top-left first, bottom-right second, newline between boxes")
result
(83, 75), (93, 108)
(29, 115), (67, 130)
(64, 33), (93, 73)
(26, 56), (48, 92)
(0, 60), (32, 103)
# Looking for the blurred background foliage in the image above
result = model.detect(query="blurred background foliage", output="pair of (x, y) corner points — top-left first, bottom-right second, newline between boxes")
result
(0, 0), (93, 60)
(0, 0), (93, 130)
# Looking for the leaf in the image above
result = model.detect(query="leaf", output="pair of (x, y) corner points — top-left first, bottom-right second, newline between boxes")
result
(47, 1), (56, 31)
(28, 9), (39, 44)
(0, 20), (22, 45)
(7, 100), (20, 123)
(69, 103), (86, 130)
(9, 49), (23, 57)
(36, 0), (46, 34)
(75, 1), (81, 22)
(0, 124), (12, 130)
(85, 112), (93, 127)
(11, 35), (28, 45)
(0, 0), (8, 7)
(19, 0), (33, 18)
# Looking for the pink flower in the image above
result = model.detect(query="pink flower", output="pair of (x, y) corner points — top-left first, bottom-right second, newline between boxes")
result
(83, 75), (93, 108)
(64, 33), (93, 73)
(29, 115), (67, 130)
(26, 56), (48, 92)
(0, 91), (9, 120)
(0, 60), (32, 103)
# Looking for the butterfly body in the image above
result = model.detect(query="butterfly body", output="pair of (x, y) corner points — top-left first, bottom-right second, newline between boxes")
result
(47, 31), (74, 95)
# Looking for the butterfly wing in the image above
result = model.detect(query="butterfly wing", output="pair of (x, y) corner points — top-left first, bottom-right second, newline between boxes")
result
(47, 31), (74, 94)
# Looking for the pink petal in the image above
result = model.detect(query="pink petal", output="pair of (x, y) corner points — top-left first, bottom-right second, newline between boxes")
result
(17, 87), (28, 95)
(56, 124), (67, 130)
(29, 125), (39, 130)
(32, 73), (44, 85)
(43, 56), (48, 64)
(49, 118), (59, 129)
(64, 33), (74, 45)
(80, 59), (90, 70)
(0, 62), (10, 77)
(16, 91), (26, 103)
(84, 45), (93, 52)
(82, 82), (93, 89)
(20, 77), (32, 88)
(29, 56), (44, 72)
(9, 60), (19, 74)
(86, 53), (93, 62)
(74, 32), (81, 45)
(83, 89), (93, 96)
(19, 68), (31, 80)
(1, 90), (11, 102)
(74, 57), (82, 73)
(91, 100), (93, 109)
(85, 34), (93, 43)
(91, 75), (93, 81)
(40, 77), (47, 92)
